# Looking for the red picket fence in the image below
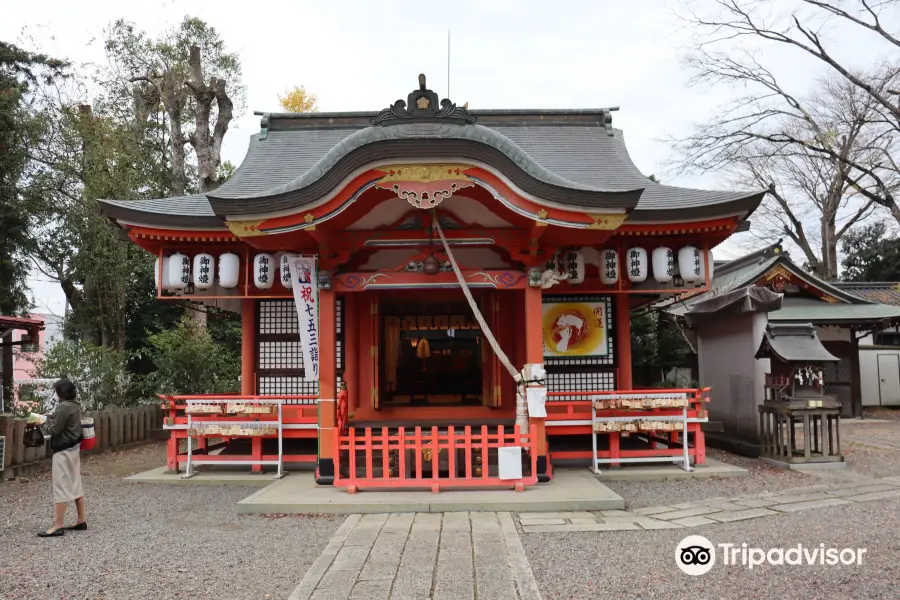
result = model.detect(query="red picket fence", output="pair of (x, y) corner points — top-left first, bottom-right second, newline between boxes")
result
(333, 425), (538, 493)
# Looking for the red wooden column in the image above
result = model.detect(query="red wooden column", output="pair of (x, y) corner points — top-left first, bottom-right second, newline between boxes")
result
(343, 294), (359, 414)
(316, 287), (338, 484)
(612, 293), (634, 467)
(615, 294), (633, 390)
(524, 283), (550, 481)
(241, 299), (263, 472)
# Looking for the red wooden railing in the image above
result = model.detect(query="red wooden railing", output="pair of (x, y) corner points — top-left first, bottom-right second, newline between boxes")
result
(159, 394), (319, 471)
(545, 388), (710, 465)
(333, 425), (538, 493)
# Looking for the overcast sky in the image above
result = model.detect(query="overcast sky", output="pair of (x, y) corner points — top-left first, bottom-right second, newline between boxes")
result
(4, 0), (886, 315)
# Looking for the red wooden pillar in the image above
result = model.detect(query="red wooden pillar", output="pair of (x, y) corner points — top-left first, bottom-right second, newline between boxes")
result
(524, 283), (550, 481)
(615, 294), (632, 390)
(343, 294), (359, 415)
(241, 299), (263, 472)
(316, 288), (337, 484)
(613, 294), (634, 467)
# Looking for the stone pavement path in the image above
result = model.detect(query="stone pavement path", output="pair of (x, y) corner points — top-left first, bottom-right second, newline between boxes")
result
(288, 512), (541, 600)
(515, 477), (900, 533)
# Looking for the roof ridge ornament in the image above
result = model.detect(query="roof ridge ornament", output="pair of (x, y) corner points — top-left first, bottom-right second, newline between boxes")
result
(372, 74), (477, 126)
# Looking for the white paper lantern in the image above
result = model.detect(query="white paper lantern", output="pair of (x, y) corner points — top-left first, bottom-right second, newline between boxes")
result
(678, 246), (703, 284)
(253, 253), (275, 290)
(168, 253), (190, 290)
(706, 251), (714, 280)
(218, 252), (240, 289)
(600, 249), (619, 285)
(280, 254), (293, 288)
(651, 247), (675, 284)
(193, 253), (215, 290)
(626, 247), (648, 283)
(561, 249), (585, 285)
(154, 257), (173, 290)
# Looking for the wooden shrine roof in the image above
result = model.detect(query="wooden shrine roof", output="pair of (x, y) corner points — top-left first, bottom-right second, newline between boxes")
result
(99, 76), (765, 231)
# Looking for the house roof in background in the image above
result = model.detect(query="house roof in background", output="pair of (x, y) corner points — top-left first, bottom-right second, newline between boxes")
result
(755, 323), (839, 363)
(833, 282), (900, 306)
(665, 242), (900, 326)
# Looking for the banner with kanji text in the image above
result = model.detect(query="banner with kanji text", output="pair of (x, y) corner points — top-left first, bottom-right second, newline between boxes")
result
(286, 254), (319, 381)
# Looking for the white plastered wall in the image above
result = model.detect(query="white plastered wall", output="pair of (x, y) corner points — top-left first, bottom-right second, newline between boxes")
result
(696, 312), (770, 442)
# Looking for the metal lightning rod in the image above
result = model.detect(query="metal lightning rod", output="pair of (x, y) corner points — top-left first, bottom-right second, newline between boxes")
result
(447, 30), (451, 99)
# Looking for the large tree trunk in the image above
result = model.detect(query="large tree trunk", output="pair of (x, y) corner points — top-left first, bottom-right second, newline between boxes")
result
(186, 46), (234, 193)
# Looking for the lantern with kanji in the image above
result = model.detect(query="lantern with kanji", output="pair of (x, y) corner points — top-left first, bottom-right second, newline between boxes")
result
(678, 246), (702, 284)
(600, 249), (619, 285)
(193, 253), (215, 290)
(253, 253), (275, 290)
(280, 254), (293, 288)
(652, 247), (675, 283)
(626, 247), (648, 283)
(168, 253), (190, 290)
(154, 257), (172, 290)
(562, 249), (585, 285)
(218, 252), (240, 288)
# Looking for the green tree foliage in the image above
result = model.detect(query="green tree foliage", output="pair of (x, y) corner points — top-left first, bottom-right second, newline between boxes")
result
(840, 222), (900, 282)
(138, 316), (240, 395)
(631, 311), (691, 383)
(103, 16), (245, 194)
(36, 339), (131, 410)
(0, 41), (67, 314)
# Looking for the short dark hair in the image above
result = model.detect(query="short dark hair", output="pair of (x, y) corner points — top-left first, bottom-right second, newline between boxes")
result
(53, 378), (77, 401)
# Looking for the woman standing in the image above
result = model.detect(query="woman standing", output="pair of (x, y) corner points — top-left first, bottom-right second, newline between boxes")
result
(38, 378), (87, 537)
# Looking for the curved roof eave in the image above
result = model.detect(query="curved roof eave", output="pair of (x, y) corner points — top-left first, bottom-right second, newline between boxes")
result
(626, 190), (766, 222)
(206, 122), (646, 218)
(98, 197), (225, 229)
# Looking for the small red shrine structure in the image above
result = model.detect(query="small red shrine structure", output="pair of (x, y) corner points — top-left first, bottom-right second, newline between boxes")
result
(99, 76), (765, 490)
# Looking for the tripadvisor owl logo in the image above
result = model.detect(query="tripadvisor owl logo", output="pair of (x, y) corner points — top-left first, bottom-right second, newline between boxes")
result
(676, 536), (868, 574)
(676, 535), (716, 576)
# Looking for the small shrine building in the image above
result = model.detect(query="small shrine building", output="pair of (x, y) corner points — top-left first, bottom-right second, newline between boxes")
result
(99, 76), (765, 489)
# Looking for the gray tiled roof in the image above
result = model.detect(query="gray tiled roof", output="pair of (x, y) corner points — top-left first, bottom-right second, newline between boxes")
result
(98, 110), (764, 226)
(755, 323), (839, 362)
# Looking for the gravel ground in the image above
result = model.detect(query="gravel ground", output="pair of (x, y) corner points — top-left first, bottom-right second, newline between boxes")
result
(607, 420), (900, 509)
(604, 448), (810, 510)
(529, 428), (900, 600)
(0, 443), (341, 600)
(522, 499), (900, 600)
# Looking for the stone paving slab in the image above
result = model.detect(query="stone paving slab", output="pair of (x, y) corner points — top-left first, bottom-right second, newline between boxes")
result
(288, 512), (542, 600)
(650, 506), (723, 521)
(771, 498), (850, 513)
(240, 468), (623, 514)
(843, 489), (900, 502)
(670, 516), (717, 527)
(706, 508), (777, 522)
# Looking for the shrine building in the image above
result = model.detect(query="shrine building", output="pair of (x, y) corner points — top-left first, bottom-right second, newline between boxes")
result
(99, 76), (765, 490)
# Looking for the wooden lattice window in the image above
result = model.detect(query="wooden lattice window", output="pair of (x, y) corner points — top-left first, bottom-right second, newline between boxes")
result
(255, 298), (345, 403)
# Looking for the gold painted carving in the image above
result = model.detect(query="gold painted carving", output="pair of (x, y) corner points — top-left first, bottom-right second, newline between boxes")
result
(586, 213), (628, 230)
(377, 164), (473, 183)
(225, 219), (266, 237)
(303, 212), (316, 231)
(764, 264), (793, 281)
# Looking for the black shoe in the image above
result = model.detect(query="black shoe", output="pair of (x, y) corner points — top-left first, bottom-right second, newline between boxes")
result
(65, 522), (87, 531)
(37, 528), (64, 537)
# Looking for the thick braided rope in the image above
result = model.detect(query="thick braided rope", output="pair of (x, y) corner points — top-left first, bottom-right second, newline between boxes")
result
(433, 215), (521, 383)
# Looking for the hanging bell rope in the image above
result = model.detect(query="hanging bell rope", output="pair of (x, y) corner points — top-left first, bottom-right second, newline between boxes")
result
(432, 211), (521, 383)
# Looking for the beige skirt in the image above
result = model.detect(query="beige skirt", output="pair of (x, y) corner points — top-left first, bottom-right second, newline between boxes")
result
(52, 447), (84, 503)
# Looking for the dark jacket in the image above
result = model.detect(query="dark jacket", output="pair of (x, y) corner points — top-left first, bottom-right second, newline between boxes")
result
(42, 400), (83, 452)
